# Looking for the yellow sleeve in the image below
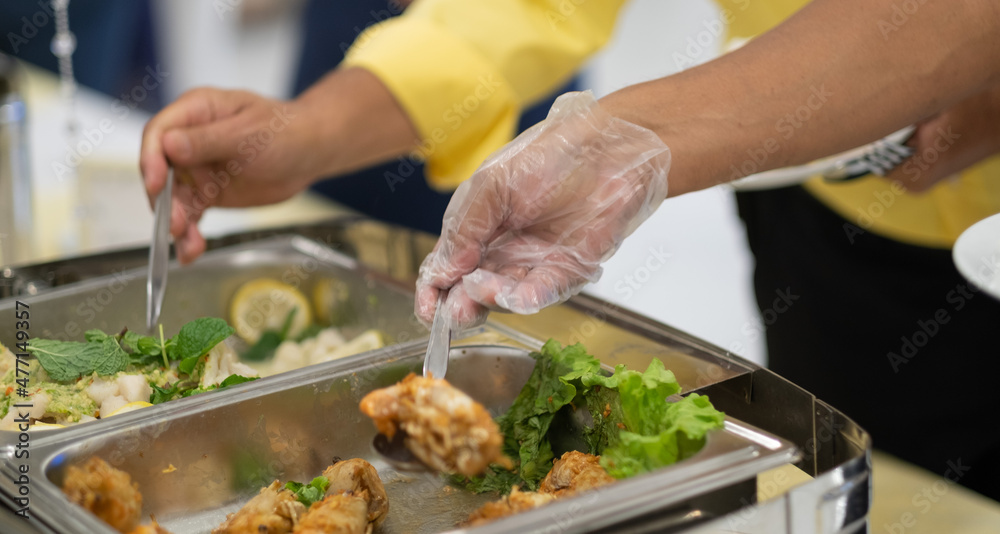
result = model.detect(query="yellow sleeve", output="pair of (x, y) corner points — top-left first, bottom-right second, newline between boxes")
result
(342, 0), (627, 190)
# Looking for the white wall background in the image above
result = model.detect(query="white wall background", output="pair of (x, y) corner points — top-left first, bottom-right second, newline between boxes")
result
(152, 0), (768, 366)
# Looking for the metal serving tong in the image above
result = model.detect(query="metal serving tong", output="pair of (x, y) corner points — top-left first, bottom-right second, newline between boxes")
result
(146, 169), (173, 333)
(374, 290), (452, 471)
(730, 125), (916, 191)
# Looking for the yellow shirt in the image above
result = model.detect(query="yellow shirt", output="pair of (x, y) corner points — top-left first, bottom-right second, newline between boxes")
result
(342, 0), (627, 191)
(346, 0), (999, 247)
(718, 0), (1000, 248)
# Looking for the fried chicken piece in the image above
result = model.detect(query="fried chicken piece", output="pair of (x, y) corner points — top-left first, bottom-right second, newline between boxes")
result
(464, 452), (615, 526)
(539, 451), (615, 497)
(321, 459), (388, 526)
(464, 487), (557, 527)
(62, 457), (143, 533)
(359, 373), (509, 476)
(292, 493), (371, 534)
(212, 481), (307, 534)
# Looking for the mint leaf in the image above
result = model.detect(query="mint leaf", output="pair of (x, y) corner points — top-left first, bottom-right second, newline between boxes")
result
(172, 317), (234, 361)
(84, 329), (109, 343)
(150, 383), (180, 404)
(178, 355), (202, 375)
(241, 331), (283, 362)
(219, 374), (258, 388)
(94, 337), (130, 376)
(285, 476), (330, 508)
(27, 340), (101, 382)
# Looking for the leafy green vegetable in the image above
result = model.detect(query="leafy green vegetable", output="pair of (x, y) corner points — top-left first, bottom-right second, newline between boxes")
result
(457, 340), (725, 495)
(27, 339), (129, 382)
(285, 476), (330, 508)
(600, 393), (724, 478)
(219, 374), (259, 387)
(149, 383), (181, 405)
(173, 317), (235, 361)
(84, 329), (109, 343)
(294, 324), (324, 343)
(241, 308), (298, 362)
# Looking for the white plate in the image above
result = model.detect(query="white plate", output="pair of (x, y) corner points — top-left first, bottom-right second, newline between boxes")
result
(953, 212), (1000, 299)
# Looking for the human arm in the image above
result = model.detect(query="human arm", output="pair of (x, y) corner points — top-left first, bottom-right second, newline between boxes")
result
(416, 0), (1000, 325)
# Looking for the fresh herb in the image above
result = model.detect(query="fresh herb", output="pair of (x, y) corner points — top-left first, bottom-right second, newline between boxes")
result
(219, 374), (259, 388)
(294, 323), (324, 343)
(149, 374), (258, 405)
(149, 383), (181, 405)
(28, 318), (235, 384)
(285, 476), (330, 508)
(173, 317), (235, 361)
(242, 308), (298, 362)
(458, 340), (725, 494)
(27, 339), (129, 382)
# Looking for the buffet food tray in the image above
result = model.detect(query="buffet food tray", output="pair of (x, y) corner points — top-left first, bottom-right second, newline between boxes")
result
(2, 342), (798, 534)
(0, 221), (873, 533)
(0, 235), (426, 443)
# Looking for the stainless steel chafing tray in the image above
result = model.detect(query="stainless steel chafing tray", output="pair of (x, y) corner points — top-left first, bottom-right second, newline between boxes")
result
(1, 219), (873, 533)
(3, 342), (798, 534)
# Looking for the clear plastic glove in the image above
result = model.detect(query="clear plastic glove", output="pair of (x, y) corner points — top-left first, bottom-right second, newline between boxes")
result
(415, 91), (671, 329)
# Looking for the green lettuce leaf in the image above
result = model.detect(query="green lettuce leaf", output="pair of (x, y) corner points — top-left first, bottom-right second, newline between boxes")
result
(285, 476), (330, 508)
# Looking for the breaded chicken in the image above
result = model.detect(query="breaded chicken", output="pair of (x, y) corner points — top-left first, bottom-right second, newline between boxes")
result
(539, 451), (615, 497)
(212, 481), (306, 534)
(465, 452), (615, 526)
(322, 459), (388, 526)
(359, 373), (509, 476)
(292, 493), (371, 534)
(62, 457), (143, 533)
(464, 487), (557, 527)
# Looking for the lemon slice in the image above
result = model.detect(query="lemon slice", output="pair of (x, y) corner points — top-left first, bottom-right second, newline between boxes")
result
(29, 422), (65, 431)
(107, 401), (153, 417)
(325, 329), (386, 361)
(230, 279), (312, 344)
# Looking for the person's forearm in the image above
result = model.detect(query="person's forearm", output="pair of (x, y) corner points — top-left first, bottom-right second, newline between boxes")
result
(601, 0), (1000, 196)
(295, 67), (420, 180)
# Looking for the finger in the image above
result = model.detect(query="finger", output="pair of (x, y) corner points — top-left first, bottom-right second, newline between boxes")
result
(444, 284), (489, 330)
(461, 264), (530, 310)
(176, 223), (207, 265)
(140, 88), (255, 200)
(413, 283), (440, 327)
(162, 112), (250, 168)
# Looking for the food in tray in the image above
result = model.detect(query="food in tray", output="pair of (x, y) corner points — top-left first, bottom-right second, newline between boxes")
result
(1, 318), (257, 430)
(451, 340), (726, 495)
(214, 458), (387, 534)
(359, 373), (511, 477)
(1, 276), (387, 430)
(61, 457), (159, 534)
(464, 451), (614, 526)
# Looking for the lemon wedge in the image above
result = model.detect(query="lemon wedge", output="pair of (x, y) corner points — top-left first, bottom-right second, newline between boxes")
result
(29, 422), (65, 431)
(107, 401), (153, 417)
(230, 279), (312, 344)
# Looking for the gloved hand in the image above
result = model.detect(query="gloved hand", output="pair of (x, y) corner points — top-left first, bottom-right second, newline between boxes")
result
(415, 91), (671, 329)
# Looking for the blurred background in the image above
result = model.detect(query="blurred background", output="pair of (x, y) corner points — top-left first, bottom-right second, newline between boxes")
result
(0, 0), (763, 365)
